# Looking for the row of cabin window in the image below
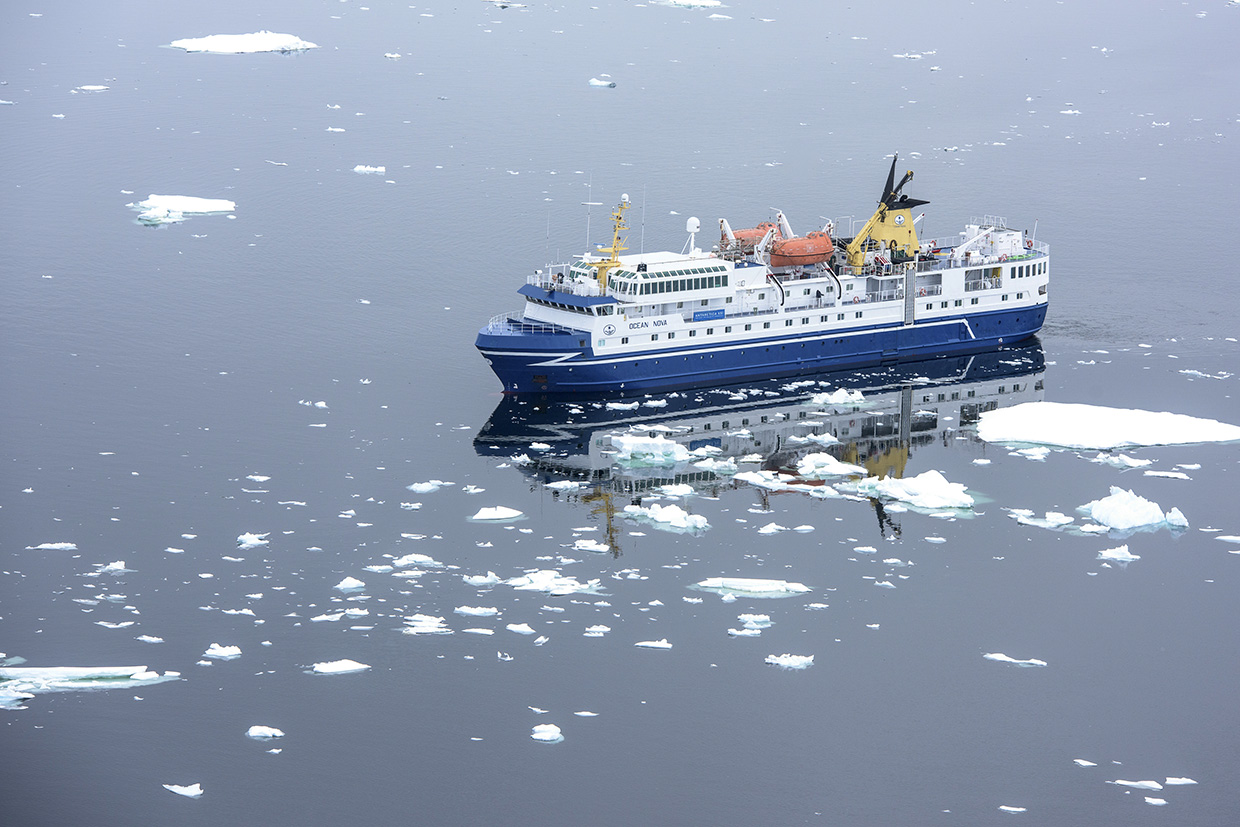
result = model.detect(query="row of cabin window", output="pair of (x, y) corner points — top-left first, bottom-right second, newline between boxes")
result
(616, 313), (870, 344)
(924, 292), (1026, 311)
(616, 274), (728, 296)
(1012, 262), (1045, 278)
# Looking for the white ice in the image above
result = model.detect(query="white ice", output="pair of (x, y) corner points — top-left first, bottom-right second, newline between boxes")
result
(1097, 545), (1139, 563)
(506, 623), (536, 635)
(26, 542), (77, 550)
(406, 479), (452, 493)
(402, 614), (451, 635)
(810, 388), (865, 406)
(692, 577), (811, 597)
(622, 502), (707, 532)
(983, 652), (1047, 667)
(505, 570), (602, 595)
(1165, 777), (1197, 785)
(237, 532), (269, 549)
(353, 165), (386, 174)
(311, 659), (370, 674)
(978, 401), (1240, 449)
(998, 806), (1026, 813)
(845, 469), (973, 510)
(203, 643), (241, 660)
(1112, 779), (1163, 791)
(572, 538), (610, 553)
(635, 639), (672, 649)
(334, 576), (366, 591)
(1080, 487), (1187, 532)
(455, 606), (499, 617)
(610, 434), (689, 466)
(765, 653), (814, 669)
(131, 194), (236, 225)
(464, 571), (502, 587)
(795, 452), (866, 478)
(1074, 759), (1098, 767)
(587, 78), (616, 88)
(162, 782), (203, 798)
(1145, 797), (1167, 806)
(531, 723), (563, 742)
(246, 725), (284, 739)
(393, 552), (443, 568)
(471, 506), (524, 521)
(169, 31), (318, 54)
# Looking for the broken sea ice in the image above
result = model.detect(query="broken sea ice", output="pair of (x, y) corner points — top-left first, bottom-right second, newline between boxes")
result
(765, 653), (814, 669)
(1080, 487), (1187, 532)
(531, 723), (563, 742)
(311, 659), (370, 674)
(162, 782), (203, 798)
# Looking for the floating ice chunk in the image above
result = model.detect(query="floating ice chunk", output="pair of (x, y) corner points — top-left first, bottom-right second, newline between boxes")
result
(406, 480), (452, 493)
(810, 388), (865, 405)
(334, 576), (366, 592)
(997, 805), (1026, 813)
(506, 570), (602, 595)
(311, 659), (370, 674)
(1080, 487), (1186, 532)
(733, 470), (794, 490)
(246, 725), (284, 739)
(163, 782), (203, 798)
(765, 653), (814, 669)
(0, 665), (178, 704)
(393, 552), (443, 568)
(353, 165), (386, 174)
(692, 577), (811, 597)
(402, 614), (451, 635)
(169, 31), (318, 54)
(135, 635), (164, 644)
(131, 195), (235, 225)
(1145, 470), (1191, 480)
(471, 506), (524, 521)
(95, 620), (135, 629)
(76, 85), (110, 92)
(1074, 759), (1098, 767)
(587, 77), (616, 88)
(455, 606), (499, 617)
(978, 402), (1240, 449)
(622, 502), (708, 532)
(531, 723), (563, 742)
(728, 628), (761, 637)
(738, 613), (772, 628)
(574, 711), (598, 717)
(583, 625), (611, 637)
(757, 522), (787, 535)
(1111, 779), (1163, 791)
(660, 483), (693, 498)
(1165, 777), (1197, 785)
(694, 456), (738, 473)
(1011, 446), (1051, 461)
(983, 652), (1047, 667)
(845, 469), (973, 510)
(203, 643), (241, 660)
(795, 452), (866, 478)
(26, 542), (77, 550)
(874, 580), (896, 589)
(237, 532), (269, 549)
(462, 628), (494, 635)
(546, 480), (582, 491)
(610, 434), (690, 466)
(464, 571), (501, 587)
(606, 401), (639, 411)
(311, 612), (344, 622)
(1097, 545), (1139, 563)
(573, 538), (610, 553)
(635, 639), (672, 649)
(506, 623), (536, 635)
(1144, 797), (1166, 806)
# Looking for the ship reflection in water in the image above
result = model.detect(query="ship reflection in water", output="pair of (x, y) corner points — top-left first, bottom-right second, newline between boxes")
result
(475, 342), (1045, 554)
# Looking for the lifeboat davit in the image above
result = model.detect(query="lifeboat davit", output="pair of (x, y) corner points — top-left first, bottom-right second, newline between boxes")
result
(769, 231), (834, 268)
(723, 221), (781, 252)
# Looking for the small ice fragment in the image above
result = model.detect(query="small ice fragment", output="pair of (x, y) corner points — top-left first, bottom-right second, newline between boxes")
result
(587, 77), (616, 88)
(1164, 777), (1197, 785)
(1097, 545), (1139, 563)
(464, 571), (501, 587)
(572, 538), (610, 553)
(311, 659), (370, 674)
(506, 623), (536, 635)
(1111, 779), (1163, 790)
(353, 165), (386, 174)
(583, 625), (610, 637)
(237, 532), (269, 549)
(163, 782), (203, 798)
(135, 635), (164, 644)
(1144, 797), (1167, 806)
(691, 577), (811, 597)
(334, 576), (365, 591)
(26, 542), (77, 551)
(455, 606), (499, 617)
(203, 643), (241, 660)
(402, 614), (451, 635)
(765, 653), (813, 669)
(471, 506), (524, 521)
(246, 725), (284, 739)
(574, 711), (598, 717)
(531, 723), (563, 742)
(998, 806), (1026, 814)
(1074, 759), (1098, 767)
(983, 652), (1047, 667)
(1081, 487), (1185, 531)
(634, 639), (672, 649)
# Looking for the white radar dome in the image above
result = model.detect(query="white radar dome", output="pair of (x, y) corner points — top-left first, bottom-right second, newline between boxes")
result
(686, 217), (701, 233)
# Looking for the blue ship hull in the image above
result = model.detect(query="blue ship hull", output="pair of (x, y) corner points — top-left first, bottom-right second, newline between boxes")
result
(476, 304), (1047, 394)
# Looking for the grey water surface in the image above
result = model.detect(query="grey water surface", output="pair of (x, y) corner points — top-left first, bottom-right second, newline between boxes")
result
(3, 1), (1240, 824)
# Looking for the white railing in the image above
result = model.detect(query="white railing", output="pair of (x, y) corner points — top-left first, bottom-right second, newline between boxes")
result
(481, 312), (573, 335)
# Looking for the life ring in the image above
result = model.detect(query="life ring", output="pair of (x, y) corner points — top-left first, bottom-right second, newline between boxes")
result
(852, 296), (860, 304)
(918, 288), (926, 297)
(1000, 254), (1008, 262)
(1025, 239), (1033, 249)
(849, 419), (855, 427)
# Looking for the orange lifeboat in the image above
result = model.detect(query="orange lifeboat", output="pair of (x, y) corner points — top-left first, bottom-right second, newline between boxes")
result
(723, 221), (781, 252)
(769, 231), (834, 268)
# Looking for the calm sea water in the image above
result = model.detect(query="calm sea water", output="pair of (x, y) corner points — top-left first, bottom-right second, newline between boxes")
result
(4, 1), (1240, 824)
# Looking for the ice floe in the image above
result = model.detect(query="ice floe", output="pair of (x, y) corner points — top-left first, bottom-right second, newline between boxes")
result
(635, 639), (672, 649)
(572, 538), (611, 553)
(691, 577), (811, 598)
(334, 576), (366, 591)
(246, 725), (284, 739)
(587, 77), (616, 88)
(353, 165), (386, 174)
(130, 194), (236, 225)
(169, 31), (318, 54)
(311, 659), (370, 674)
(1074, 759), (1098, 767)
(1080, 487), (1187, 532)
(237, 532), (269, 549)
(621, 502), (707, 532)
(403, 614), (451, 635)
(26, 542), (78, 550)
(978, 402), (1240, 449)
(765, 654), (814, 669)
(1165, 777), (1197, 785)
(203, 643), (241, 660)
(455, 606), (499, 617)
(504, 570), (602, 595)
(1097, 545), (1139, 563)
(531, 723), (563, 742)
(163, 782), (203, 798)
(843, 469), (973, 510)
(0, 666), (179, 708)
(795, 453), (866, 478)
(610, 434), (689, 465)
(997, 805), (1026, 814)
(1111, 779), (1163, 791)
(506, 623), (536, 635)
(983, 652), (1047, 667)
(464, 571), (502, 587)
(1009, 509), (1076, 530)
(471, 506), (524, 521)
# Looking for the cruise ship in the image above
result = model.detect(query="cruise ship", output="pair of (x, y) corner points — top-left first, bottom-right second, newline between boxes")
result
(476, 156), (1049, 394)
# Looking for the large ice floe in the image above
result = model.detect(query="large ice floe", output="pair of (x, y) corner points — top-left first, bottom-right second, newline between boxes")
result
(841, 469), (973, 511)
(983, 652), (1047, 667)
(1079, 487), (1187, 533)
(978, 401), (1240, 449)
(0, 666), (179, 709)
(129, 194), (236, 225)
(621, 502), (708, 533)
(690, 577), (811, 598)
(169, 31), (319, 54)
